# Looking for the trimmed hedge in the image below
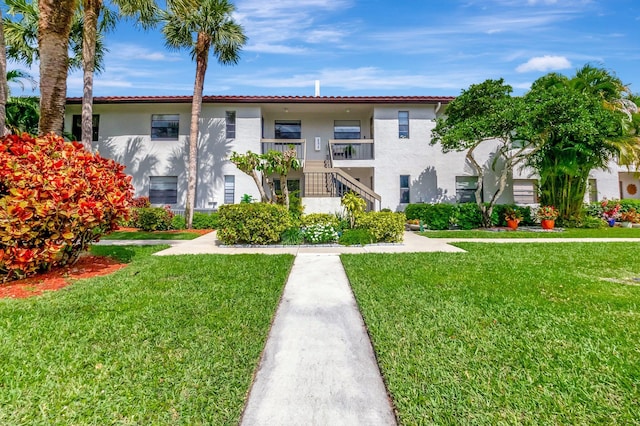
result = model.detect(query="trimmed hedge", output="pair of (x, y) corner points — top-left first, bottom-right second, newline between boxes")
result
(218, 203), (290, 245)
(405, 202), (534, 229)
(356, 212), (405, 243)
(301, 213), (339, 228)
(136, 207), (174, 231)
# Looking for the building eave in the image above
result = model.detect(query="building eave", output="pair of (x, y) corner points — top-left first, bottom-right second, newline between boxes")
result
(65, 95), (455, 105)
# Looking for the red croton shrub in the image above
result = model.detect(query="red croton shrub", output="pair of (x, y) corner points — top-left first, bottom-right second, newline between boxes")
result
(0, 133), (133, 282)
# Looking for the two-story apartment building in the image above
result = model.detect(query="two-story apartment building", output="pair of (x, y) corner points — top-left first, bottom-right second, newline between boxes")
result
(64, 95), (635, 212)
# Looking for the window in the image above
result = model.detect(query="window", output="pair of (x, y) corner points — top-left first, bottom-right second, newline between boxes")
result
(334, 120), (361, 139)
(588, 179), (598, 203)
(226, 111), (236, 139)
(149, 176), (177, 204)
(274, 179), (301, 194)
(224, 175), (235, 204)
(400, 175), (410, 204)
(151, 114), (179, 140)
(71, 114), (99, 141)
(513, 179), (538, 204)
(456, 176), (479, 203)
(398, 111), (409, 139)
(275, 120), (301, 139)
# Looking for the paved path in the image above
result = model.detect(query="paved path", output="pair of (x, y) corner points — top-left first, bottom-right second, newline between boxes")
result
(150, 231), (465, 256)
(240, 254), (397, 426)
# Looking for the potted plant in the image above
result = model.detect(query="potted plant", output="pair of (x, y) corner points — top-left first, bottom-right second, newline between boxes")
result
(344, 144), (355, 159)
(504, 207), (523, 230)
(601, 199), (621, 227)
(619, 208), (638, 228)
(537, 205), (559, 230)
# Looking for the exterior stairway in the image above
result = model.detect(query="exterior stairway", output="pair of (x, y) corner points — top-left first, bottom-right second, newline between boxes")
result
(302, 160), (381, 211)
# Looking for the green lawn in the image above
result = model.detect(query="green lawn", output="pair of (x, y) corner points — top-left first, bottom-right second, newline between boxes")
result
(422, 227), (640, 238)
(102, 230), (204, 240)
(342, 243), (640, 424)
(0, 246), (294, 425)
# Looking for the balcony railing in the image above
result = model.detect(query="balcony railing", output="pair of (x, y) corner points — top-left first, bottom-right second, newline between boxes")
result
(303, 168), (381, 211)
(329, 139), (374, 161)
(261, 139), (306, 162)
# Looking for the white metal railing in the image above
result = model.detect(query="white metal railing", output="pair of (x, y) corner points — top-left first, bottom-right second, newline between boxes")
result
(261, 139), (306, 163)
(328, 139), (374, 160)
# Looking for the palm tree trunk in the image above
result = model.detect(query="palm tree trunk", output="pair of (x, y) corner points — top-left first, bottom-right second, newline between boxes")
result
(185, 32), (210, 229)
(0, 9), (8, 136)
(38, 0), (78, 135)
(81, 0), (102, 150)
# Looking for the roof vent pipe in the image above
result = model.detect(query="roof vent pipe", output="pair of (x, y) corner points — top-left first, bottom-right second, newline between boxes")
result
(315, 80), (320, 97)
(435, 101), (442, 114)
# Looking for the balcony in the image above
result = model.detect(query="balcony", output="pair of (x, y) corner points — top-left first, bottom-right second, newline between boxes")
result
(261, 139), (306, 162)
(329, 139), (374, 161)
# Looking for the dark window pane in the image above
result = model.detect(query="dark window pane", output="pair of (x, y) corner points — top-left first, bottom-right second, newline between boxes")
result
(149, 176), (178, 204)
(151, 114), (179, 140)
(71, 114), (99, 142)
(334, 120), (361, 139)
(275, 120), (301, 139)
(226, 111), (236, 139)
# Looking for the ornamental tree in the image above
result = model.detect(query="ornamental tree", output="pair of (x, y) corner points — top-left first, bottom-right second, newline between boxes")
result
(525, 67), (640, 221)
(431, 79), (540, 227)
(0, 133), (133, 281)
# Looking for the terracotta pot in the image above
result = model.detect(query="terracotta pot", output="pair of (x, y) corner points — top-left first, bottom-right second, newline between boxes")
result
(506, 219), (520, 230)
(541, 219), (555, 230)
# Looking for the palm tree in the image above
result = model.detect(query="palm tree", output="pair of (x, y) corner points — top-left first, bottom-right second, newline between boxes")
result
(4, 70), (39, 135)
(0, 8), (7, 136)
(5, 0), (115, 139)
(37, 0), (79, 135)
(80, 0), (157, 149)
(162, 0), (246, 228)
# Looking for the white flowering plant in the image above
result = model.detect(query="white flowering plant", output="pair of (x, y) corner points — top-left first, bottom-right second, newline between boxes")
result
(302, 223), (339, 244)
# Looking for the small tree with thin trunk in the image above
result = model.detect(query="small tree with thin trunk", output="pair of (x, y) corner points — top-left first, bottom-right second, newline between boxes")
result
(260, 149), (301, 210)
(230, 151), (268, 202)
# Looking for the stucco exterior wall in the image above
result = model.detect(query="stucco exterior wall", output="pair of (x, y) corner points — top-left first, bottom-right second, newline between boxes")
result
(64, 98), (632, 212)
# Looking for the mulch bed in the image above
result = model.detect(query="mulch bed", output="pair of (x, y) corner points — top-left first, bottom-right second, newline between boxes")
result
(0, 255), (127, 299)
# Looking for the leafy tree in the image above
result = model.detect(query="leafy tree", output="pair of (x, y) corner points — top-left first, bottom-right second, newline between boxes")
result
(526, 66), (640, 221)
(260, 149), (300, 210)
(431, 79), (540, 227)
(162, 0), (246, 229)
(230, 148), (301, 209)
(230, 150), (268, 202)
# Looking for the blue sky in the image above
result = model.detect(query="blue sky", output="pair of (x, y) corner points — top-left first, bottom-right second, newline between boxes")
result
(7, 0), (640, 98)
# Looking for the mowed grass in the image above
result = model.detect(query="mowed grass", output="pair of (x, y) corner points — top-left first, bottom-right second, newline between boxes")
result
(342, 243), (640, 424)
(422, 227), (640, 238)
(0, 246), (294, 425)
(102, 230), (203, 240)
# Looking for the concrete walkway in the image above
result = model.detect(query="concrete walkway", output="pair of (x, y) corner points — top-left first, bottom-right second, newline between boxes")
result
(150, 230), (465, 256)
(240, 254), (397, 426)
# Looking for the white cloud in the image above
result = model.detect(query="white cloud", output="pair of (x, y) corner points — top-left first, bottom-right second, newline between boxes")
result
(234, 0), (354, 54)
(516, 55), (571, 72)
(109, 43), (182, 62)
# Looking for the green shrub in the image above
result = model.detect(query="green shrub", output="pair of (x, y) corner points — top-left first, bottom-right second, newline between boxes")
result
(289, 190), (304, 221)
(404, 204), (429, 221)
(302, 223), (339, 244)
(171, 215), (186, 230)
(405, 203), (457, 230)
(492, 204), (534, 227)
(424, 204), (456, 230)
(380, 208), (392, 212)
(218, 203), (290, 245)
(579, 216), (607, 228)
(281, 227), (304, 245)
(619, 199), (640, 212)
(356, 212), (405, 243)
(192, 212), (220, 229)
(584, 202), (603, 218)
(339, 228), (374, 246)
(137, 207), (174, 231)
(302, 213), (339, 227)
(455, 203), (483, 229)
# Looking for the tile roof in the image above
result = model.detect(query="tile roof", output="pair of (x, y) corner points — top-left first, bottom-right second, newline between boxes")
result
(66, 95), (455, 105)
